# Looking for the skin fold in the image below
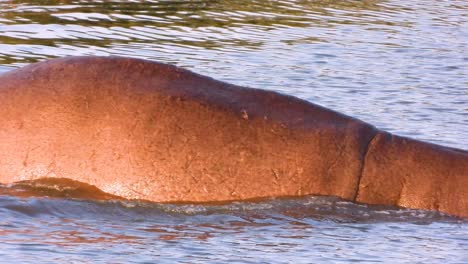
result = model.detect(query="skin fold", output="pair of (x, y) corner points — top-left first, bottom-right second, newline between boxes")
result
(0, 56), (466, 217)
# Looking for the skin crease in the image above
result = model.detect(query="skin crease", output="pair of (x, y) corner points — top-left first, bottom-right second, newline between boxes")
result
(0, 56), (466, 217)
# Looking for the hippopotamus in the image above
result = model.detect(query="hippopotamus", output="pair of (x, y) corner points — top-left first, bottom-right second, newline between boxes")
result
(0, 56), (466, 217)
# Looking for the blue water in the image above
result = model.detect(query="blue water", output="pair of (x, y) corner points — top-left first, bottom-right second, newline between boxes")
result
(0, 0), (467, 262)
(0, 195), (466, 263)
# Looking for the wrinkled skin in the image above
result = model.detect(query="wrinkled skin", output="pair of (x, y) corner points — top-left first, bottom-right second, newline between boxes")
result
(0, 56), (466, 217)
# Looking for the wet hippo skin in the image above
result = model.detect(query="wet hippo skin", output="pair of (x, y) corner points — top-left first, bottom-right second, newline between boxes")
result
(0, 56), (466, 217)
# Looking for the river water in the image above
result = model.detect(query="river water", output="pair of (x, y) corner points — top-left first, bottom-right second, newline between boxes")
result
(0, 0), (467, 263)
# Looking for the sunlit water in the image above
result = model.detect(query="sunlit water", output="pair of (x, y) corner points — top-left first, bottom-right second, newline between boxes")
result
(0, 0), (467, 263)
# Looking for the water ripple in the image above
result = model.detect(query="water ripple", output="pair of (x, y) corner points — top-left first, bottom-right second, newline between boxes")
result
(0, 0), (467, 262)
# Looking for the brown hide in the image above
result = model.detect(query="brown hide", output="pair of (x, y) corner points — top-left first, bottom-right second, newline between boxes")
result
(357, 132), (468, 217)
(0, 56), (466, 217)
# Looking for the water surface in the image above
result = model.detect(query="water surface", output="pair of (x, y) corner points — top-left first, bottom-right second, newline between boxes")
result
(0, 0), (467, 263)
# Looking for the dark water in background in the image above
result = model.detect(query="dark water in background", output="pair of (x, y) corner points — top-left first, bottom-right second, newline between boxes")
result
(0, 0), (467, 263)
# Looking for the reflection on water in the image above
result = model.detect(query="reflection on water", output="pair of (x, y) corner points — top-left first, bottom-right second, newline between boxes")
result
(0, 0), (394, 63)
(0, 194), (466, 263)
(0, 0), (467, 263)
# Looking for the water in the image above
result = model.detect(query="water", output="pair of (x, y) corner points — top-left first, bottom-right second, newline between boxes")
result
(0, 0), (467, 262)
(0, 192), (466, 263)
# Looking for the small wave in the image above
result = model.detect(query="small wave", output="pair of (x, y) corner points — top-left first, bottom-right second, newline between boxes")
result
(0, 178), (122, 200)
(0, 178), (462, 224)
